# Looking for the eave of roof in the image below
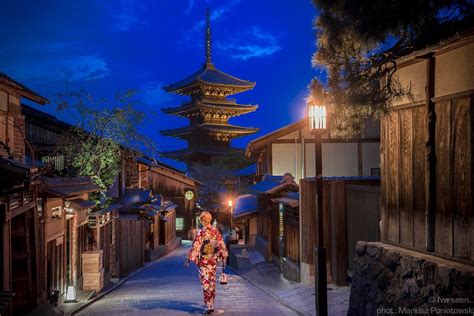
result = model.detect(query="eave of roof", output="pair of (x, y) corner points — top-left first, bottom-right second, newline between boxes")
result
(161, 124), (259, 138)
(161, 146), (243, 159)
(0, 72), (48, 105)
(43, 184), (100, 197)
(271, 197), (299, 208)
(396, 30), (474, 68)
(135, 156), (202, 186)
(164, 63), (255, 93)
(162, 101), (258, 116)
(22, 104), (72, 130)
(245, 119), (307, 158)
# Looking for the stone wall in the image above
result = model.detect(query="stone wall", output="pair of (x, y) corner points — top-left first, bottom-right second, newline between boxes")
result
(349, 241), (474, 316)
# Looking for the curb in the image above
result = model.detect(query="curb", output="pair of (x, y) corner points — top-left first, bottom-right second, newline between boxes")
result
(226, 266), (306, 316)
(68, 244), (183, 315)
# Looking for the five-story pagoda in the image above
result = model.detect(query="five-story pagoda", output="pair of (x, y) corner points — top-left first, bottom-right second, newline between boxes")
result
(161, 10), (258, 166)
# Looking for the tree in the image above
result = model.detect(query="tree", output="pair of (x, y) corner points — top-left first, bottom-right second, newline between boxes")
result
(56, 90), (156, 202)
(309, 0), (474, 138)
(189, 152), (253, 210)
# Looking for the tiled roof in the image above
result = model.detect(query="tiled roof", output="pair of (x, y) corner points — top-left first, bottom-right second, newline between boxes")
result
(233, 194), (258, 218)
(164, 63), (255, 92)
(69, 198), (95, 209)
(44, 184), (100, 197)
(249, 174), (299, 194)
(161, 146), (243, 158)
(233, 163), (256, 177)
(161, 123), (259, 138)
(119, 188), (154, 205)
(0, 72), (48, 104)
(162, 100), (258, 115)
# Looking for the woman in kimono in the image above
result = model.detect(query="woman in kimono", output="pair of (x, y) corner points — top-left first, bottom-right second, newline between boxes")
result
(185, 211), (228, 314)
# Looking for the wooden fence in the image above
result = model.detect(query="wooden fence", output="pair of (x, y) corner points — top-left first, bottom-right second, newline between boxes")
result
(119, 220), (145, 276)
(160, 210), (176, 246)
(300, 178), (380, 285)
(381, 94), (473, 263)
(345, 185), (380, 272)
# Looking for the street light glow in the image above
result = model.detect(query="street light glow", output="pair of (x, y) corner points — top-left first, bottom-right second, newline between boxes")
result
(228, 200), (233, 207)
(308, 105), (327, 131)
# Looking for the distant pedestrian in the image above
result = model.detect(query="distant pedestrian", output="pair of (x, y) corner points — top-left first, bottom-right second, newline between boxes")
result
(185, 211), (228, 314)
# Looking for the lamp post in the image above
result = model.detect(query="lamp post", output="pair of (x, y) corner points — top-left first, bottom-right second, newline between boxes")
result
(308, 104), (328, 316)
(228, 199), (233, 235)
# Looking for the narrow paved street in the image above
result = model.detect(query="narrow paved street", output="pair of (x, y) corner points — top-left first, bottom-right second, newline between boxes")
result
(77, 246), (299, 315)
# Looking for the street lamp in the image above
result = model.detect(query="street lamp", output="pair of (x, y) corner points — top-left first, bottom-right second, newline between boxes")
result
(308, 104), (328, 316)
(228, 199), (233, 235)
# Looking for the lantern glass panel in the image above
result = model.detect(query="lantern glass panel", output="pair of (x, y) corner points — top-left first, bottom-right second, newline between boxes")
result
(308, 105), (327, 131)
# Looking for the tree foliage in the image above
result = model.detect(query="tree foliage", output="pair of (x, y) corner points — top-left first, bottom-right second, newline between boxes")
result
(56, 90), (156, 201)
(189, 152), (252, 210)
(310, 0), (474, 138)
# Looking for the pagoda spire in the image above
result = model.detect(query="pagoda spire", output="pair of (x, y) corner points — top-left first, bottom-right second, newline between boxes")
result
(205, 8), (212, 65)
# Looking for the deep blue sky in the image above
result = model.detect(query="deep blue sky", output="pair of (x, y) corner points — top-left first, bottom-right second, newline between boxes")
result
(1, 0), (319, 170)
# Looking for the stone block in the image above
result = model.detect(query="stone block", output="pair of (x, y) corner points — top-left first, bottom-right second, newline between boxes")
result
(348, 242), (474, 315)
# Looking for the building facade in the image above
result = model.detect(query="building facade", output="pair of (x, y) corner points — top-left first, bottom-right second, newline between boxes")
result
(245, 118), (381, 181)
(0, 72), (48, 314)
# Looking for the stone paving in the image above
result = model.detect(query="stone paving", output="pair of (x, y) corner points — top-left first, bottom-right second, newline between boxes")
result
(235, 257), (350, 316)
(76, 246), (298, 315)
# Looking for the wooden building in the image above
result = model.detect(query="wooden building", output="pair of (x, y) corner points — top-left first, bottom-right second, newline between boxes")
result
(88, 207), (119, 289)
(232, 194), (258, 246)
(248, 174), (299, 264)
(349, 32), (474, 313)
(114, 188), (177, 276)
(39, 176), (99, 299)
(22, 104), (72, 171)
(135, 157), (199, 239)
(245, 118), (380, 181)
(0, 72), (47, 314)
(161, 10), (258, 165)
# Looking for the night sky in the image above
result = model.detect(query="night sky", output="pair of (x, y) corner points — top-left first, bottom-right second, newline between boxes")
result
(1, 0), (319, 170)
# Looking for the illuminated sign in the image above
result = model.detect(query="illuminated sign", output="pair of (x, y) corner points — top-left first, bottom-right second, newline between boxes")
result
(185, 191), (194, 201)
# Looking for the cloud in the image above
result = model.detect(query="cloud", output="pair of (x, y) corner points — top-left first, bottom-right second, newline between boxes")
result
(0, 42), (109, 85)
(216, 26), (282, 60)
(185, 0), (194, 14)
(192, 0), (241, 31)
(111, 0), (149, 32)
(138, 82), (172, 108)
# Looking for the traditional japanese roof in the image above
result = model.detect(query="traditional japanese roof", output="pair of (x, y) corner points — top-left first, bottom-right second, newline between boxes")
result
(164, 63), (255, 95)
(68, 198), (95, 209)
(0, 72), (48, 104)
(161, 123), (259, 139)
(161, 146), (243, 160)
(233, 194), (258, 218)
(249, 174), (299, 195)
(233, 163), (256, 177)
(162, 99), (258, 117)
(271, 197), (299, 208)
(41, 176), (100, 197)
(0, 157), (38, 176)
(116, 188), (177, 221)
(135, 156), (202, 186)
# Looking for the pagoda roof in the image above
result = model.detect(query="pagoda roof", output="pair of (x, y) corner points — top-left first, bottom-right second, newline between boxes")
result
(164, 63), (255, 94)
(161, 146), (243, 160)
(161, 123), (259, 139)
(162, 99), (258, 116)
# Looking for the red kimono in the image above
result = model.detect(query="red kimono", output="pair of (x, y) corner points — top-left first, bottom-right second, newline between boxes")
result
(187, 224), (228, 309)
